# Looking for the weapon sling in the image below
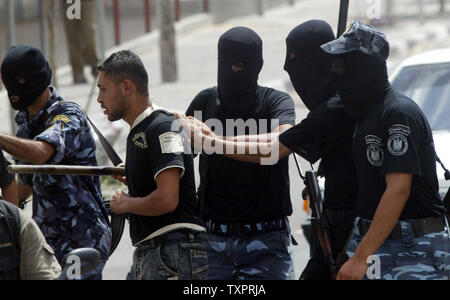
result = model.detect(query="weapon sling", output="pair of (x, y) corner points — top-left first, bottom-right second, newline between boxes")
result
(86, 115), (126, 256)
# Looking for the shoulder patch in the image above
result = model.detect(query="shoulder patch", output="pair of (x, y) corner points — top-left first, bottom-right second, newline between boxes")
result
(44, 114), (72, 132)
(51, 115), (71, 125)
(387, 124), (410, 156)
(366, 135), (384, 167)
(159, 132), (184, 154)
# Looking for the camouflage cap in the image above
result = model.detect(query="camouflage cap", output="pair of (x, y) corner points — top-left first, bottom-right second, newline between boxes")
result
(321, 20), (390, 61)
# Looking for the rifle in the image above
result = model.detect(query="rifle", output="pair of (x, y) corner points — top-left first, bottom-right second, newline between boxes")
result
(293, 155), (346, 280)
(436, 155), (450, 209)
(337, 0), (350, 37)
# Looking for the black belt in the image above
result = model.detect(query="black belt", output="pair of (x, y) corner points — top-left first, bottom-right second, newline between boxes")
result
(138, 229), (207, 248)
(357, 216), (447, 240)
(205, 218), (288, 237)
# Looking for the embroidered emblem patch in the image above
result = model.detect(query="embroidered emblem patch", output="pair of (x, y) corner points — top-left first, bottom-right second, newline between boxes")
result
(387, 124), (410, 156)
(366, 135), (384, 167)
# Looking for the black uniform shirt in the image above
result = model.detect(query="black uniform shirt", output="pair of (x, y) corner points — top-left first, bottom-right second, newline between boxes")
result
(279, 96), (357, 209)
(353, 89), (446, 220)
(126, 109), (199, 245)
(186, 86), (296, 222)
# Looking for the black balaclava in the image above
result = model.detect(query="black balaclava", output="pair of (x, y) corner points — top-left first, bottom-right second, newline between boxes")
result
(217, 27), (263, 116)
(320, 21), (392, 119)
(1, 45), (52, 111)
(284, 20), (338, 111)
(339, 51), (391, 119)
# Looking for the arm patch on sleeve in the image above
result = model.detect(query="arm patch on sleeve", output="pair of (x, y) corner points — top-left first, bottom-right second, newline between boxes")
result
(387, 124), (411, 156)
(47, 115), (72, 132)
(159, 132), (184, 154)
(51, 115), (71, 125)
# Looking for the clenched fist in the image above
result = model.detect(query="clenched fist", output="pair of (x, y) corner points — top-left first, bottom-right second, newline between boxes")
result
(110, 189), (130, 215)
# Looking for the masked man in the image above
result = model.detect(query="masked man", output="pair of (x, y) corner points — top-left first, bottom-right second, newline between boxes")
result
(177, 20), (357, 280)
(184, 26), (297, 280)
(0, 45), (111, 280)
(322, 21), (450, 280)
(280, 20), (357, 280)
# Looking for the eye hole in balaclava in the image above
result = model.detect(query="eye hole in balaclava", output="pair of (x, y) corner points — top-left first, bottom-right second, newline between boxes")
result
(283, 20), (338, 111)
(288, 52), (296, 61)
(217, 27), (263, 116)
(231, 62), (245, 72)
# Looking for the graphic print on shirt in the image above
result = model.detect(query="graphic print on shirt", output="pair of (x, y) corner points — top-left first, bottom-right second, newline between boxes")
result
(133, 132), (148, 149)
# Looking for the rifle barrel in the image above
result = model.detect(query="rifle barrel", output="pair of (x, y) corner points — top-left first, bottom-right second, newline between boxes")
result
(337, 0), (350, 37)
(8, 165), (125, 176)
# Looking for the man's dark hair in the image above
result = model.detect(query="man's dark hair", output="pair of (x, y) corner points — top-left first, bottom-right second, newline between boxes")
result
(98, 50), (149, 95)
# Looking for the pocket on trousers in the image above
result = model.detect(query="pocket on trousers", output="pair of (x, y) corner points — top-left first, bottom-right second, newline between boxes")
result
(157, 243), (180, 279)
(190, 248), (209, 280)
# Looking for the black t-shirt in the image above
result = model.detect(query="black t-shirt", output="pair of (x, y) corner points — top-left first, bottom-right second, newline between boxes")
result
(279, 96), (357, 210)
(126, 110), (200, 244)
(353, 89), (446, 220)
(186, 86), (296, 222)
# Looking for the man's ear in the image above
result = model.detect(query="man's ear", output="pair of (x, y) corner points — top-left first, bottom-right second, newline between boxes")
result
(122, 80), (135, 96)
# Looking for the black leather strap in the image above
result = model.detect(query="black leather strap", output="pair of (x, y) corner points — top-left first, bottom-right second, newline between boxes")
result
(357, 216), (446, 239)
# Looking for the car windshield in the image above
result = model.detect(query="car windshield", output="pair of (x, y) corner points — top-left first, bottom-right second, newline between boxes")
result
(392, 62), (450, 131)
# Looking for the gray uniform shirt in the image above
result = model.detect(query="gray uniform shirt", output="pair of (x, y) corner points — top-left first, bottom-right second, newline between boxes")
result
(18, 209), (61, 280)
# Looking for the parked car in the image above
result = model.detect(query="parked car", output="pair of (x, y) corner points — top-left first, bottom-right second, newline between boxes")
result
(390, 48), (450, 200)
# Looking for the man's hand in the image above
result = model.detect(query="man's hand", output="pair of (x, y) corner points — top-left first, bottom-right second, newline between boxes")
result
(174, 113), (216, 147)
(336, 255), (368, 280)
(110, 189), (130, 215)
(336, 173), (412, 281)
(112, 162), (127, 185)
